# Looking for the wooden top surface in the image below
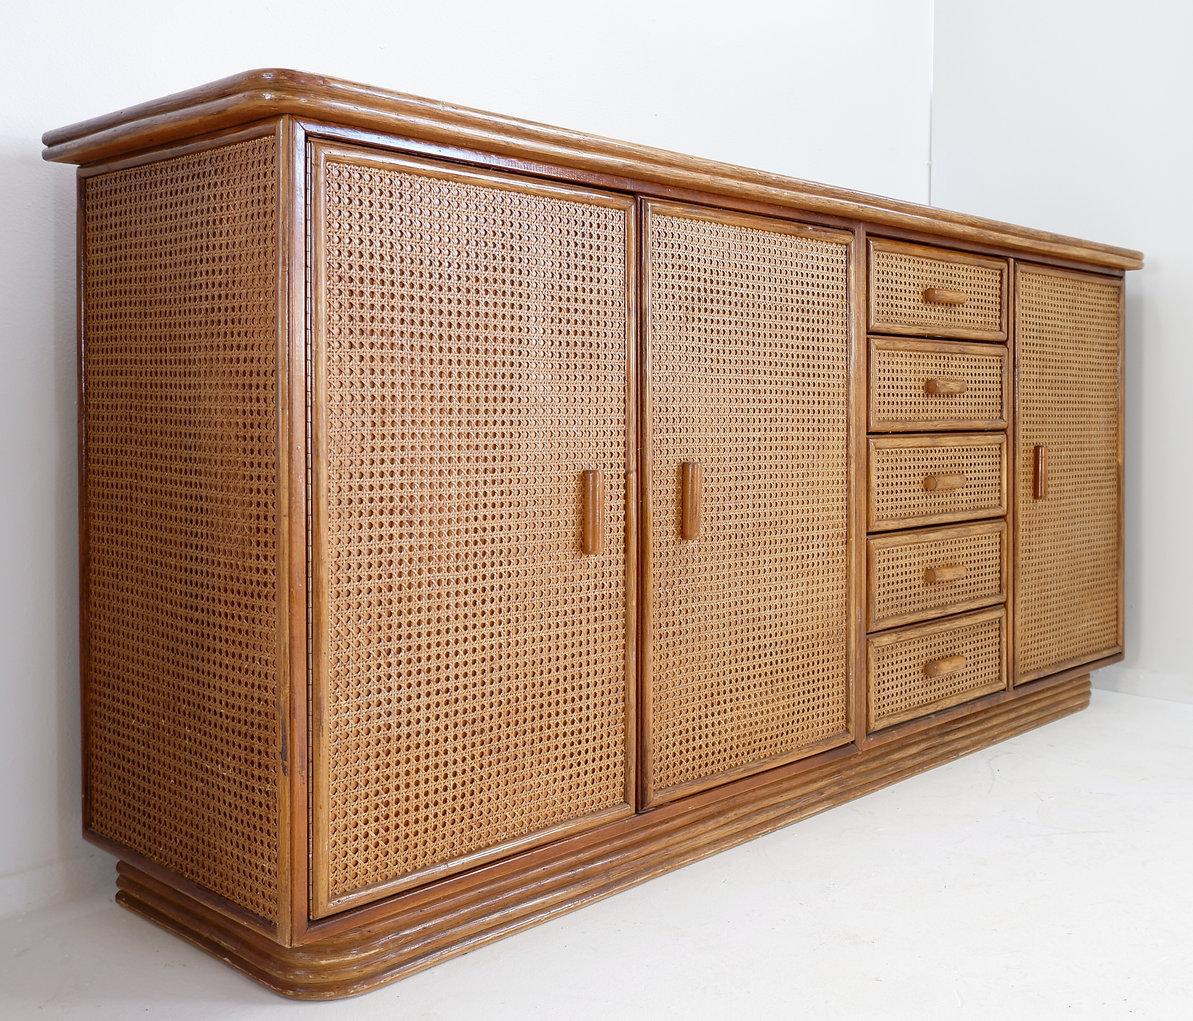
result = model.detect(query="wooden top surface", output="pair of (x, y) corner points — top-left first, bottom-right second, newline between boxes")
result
(43, 68), (1143, 270)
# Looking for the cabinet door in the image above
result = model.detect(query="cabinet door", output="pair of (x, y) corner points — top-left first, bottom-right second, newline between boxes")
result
(310, 144), (635, 916)
(1015, 265), (1123, 683)
(643, 202), (853, 804)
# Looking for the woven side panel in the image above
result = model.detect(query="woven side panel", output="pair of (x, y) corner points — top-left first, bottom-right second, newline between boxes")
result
(870, 439), (1004, 528)
(648, 210), (850, 796)
(869, 613), (1005, 731)
(871, 343), (1005, 428)
(870, 527), (1004, 629)
(871, 248), (1003, 335)
(316, 156), (630, 904)
(83, 137), (280, 923)
(1016, 269), (1121, 679)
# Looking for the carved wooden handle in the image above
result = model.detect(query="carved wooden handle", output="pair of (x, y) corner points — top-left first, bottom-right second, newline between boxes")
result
(1033, 445), (1049, 500)
(924, 563), (967, 584)
(922, 473), (967, 492)
(581, 470), (604, 554)
(924, 378), (968, 396)
(922, 287), (968, 306)
(923, 654), (966, 678)
(680, 461), (703, 540)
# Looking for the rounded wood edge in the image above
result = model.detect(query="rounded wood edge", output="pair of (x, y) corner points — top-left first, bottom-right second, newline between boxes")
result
(42, 69), (1143, 271)
(42, 68), (303, 148)
(110, 672), (1091, 999)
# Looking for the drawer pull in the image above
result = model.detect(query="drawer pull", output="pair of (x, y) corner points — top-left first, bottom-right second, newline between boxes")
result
(922, 287), (968, 306)
(923, 654), (967, 678)
(581, 470), (604, 554)
(924, 377), (968, 396)
(1033, 444), (1049, 499)
(680, 461), (703, 540)
(924, 563), (967, 584)
(922, 473), (967, 492)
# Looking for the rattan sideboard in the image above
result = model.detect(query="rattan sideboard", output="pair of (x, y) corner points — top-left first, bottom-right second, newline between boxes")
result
(43, 70), (1140, 999)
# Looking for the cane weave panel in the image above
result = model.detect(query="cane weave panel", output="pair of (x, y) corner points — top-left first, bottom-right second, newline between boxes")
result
(871, 245), (1004, 336)
(315, 154), (630, 905)
(870, 341), (1006, 429)
(1016, 269), (1120, 680)
(82, 137), (280, 923)
(869, 611), (1005, 730)
(870, 437), (1005, 530)
(647, 209), (850, 797)
(869, 525), (1004, 630)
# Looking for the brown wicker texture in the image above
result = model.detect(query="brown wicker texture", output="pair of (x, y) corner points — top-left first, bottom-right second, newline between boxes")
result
(869, 241), (1006, 339)
(1016, 267), (1121, 681)
(312, 151), (632, 911)
(646, 205), (851, 799)
(82, 137), (281, 923)
(868, 522), (1006, 631)
(869, 338), (1007, 431)
(868, 609), (1006, 731)
(868, 434), (1006, 531)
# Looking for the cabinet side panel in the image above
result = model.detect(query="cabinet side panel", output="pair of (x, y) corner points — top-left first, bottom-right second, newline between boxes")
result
(647, 207), (851, 798)
(312, 150), (632, 911)
(82, 137), (281, 923)
(1015, 267), (1121, 681)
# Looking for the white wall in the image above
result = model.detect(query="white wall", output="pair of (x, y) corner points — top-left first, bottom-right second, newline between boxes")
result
(932, 0), (1193, 702)
(0, 1), (933, 917)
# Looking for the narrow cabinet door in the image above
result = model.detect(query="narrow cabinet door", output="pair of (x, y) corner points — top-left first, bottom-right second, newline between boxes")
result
(643, 202), (853, 805)
(309, 144), (635, 916)
(1015, 265), (1123, 683)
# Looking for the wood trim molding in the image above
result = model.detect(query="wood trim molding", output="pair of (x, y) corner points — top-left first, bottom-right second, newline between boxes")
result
(42, 69), (1143, 271)
(113, 671), (1091, 999)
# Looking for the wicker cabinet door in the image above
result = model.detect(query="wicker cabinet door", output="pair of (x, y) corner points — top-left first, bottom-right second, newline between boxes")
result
(310, 145), (635, 916)
(643, 202), (853, 804)
(1015, 265), (1122, 683)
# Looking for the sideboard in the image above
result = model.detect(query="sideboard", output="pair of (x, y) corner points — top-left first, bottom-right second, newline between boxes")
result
(42, 69), (1140, 998)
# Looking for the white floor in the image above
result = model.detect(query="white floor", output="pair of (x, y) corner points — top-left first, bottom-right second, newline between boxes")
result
(2, 688), (1191, 1019)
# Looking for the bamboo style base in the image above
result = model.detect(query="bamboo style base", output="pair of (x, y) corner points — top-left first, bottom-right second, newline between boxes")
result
(115, 673), (1089, 999)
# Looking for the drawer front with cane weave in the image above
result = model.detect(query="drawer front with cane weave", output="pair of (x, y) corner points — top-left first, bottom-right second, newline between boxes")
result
(868, 608), (1007, 731)
(869, 240), (1007, 341)
(868, 521), (1007, 631)
(868, 433), (1007, 531)
(869, 337), (1009, 432)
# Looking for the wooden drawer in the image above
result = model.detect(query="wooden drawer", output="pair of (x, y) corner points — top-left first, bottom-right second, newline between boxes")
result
(868, 608), (1006, 731)
(869, 240), (1007, 341)
(869, 337), (1008, 431)
(867, 521), (1006, 631)
(868, 433), (1006, 531)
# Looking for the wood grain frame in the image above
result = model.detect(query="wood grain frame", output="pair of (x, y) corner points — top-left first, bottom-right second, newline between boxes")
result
(1005, 263), (1019, 693)
(278, 115), (309, 944)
